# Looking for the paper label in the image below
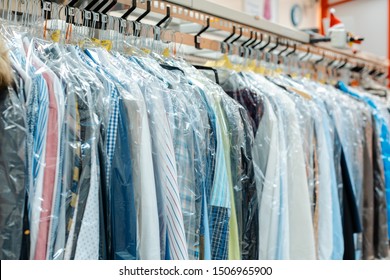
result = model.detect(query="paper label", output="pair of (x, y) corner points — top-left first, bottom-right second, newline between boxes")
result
(51, 30), (61, 43)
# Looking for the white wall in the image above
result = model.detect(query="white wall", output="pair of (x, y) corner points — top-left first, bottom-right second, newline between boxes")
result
(332, 0), (388, 57)
(277, 0), (319, 29)
(208, 0), (243, 12)
(208, 0), (319, 29)
(208, 0), (388, 58)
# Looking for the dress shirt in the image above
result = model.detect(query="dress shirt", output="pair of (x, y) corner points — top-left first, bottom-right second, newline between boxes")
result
(25, 64), (49, 260)
(124, 56), (189, 260)
(109, 99), (137, 260)
(88, 48), (161, 260)
(171, 59), (233, 260)
(214, 93), (240, 260)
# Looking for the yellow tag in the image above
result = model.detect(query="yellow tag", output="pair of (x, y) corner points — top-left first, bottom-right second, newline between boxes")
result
(78, 40), (86, 49)
(70, 193), (78, 207)
(305, 73), (311, 79)
(264, 67), (272, 76)
(257, 65), (266, 75)
(245, 59), (256, 72)
(51, 30), (61, 43)
(205, 60), (217, 67)
(291, 72), (298, 78)
(100, 40), (113, 51)
(91, 38), (101, 47)
(275, 68), (283, 74)
(141, 48), (151, 54)
(215, 54), (234, 70)
(235, 64), (243, 72)
(288, 86), (312, 100)
(162, 47), (170, 58)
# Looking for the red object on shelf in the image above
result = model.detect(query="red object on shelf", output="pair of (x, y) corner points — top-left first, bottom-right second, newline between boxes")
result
(320, 0), (354, 35)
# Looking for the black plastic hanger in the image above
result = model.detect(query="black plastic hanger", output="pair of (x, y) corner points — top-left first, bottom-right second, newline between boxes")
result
(134, 0), (152, 37)
(224, 26), (236, 43)
(337, 58), (348, 70)
(121, 0), (136, 19)
(136, 0), (151, 23)
(221, 26), (236, 53)
(66, 0), (79, 23)
(68, 0), (79, 6)
(160, 64), (185, 75)
(194, 65), (220, 85)
(300, 47), (311, 61)
(154, 6), (171, 40)
(278, 41), (289, 56)
(267, 37), (279, 53)
(246, 32), (258, 48)
(230, 27), (243, 44)
(156, 6), (171, 28)
(314, 51), (325, 64)
(240, 31), (253, 57)
(259, 35), (271, 51)
(82, 0), (100, 27)
(285, 43), (296, 57)
(241, 31), (253, 47)
(350, 63), (364, 73)
(195, 18), (210, 49)
(95, 0), (117, 14)
(94, 0), (117, 30)
(369, 68), (377, 76)
(252, 33), (263, 49)
(85, 0), (100, 11)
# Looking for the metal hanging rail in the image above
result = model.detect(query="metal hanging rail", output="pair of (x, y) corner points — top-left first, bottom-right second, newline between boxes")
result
(114, 0), (388, 72)
(1, 0), (388, 73)
(116, 0), (310, 43)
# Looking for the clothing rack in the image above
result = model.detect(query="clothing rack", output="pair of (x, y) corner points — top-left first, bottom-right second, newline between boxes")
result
(111, 0), (389, 74)
(2, 0), (389, 76)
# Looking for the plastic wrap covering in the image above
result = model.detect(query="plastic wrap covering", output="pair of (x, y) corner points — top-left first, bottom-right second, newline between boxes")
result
(20, 38), (105, 260)
(249, 73), (317, 260)
(319, 84), (372, 259)
(172, 59), (258, 260)
(335, 83), (390, 259)
(301, 80), (387, 260)
(117, 54), (191, 260)
(0, 80), (27, 260)
(268, 75), (344, 260)
(84, 48), (160, 260)
(201, 68), (258, 259)
(217, 69), (317, 259)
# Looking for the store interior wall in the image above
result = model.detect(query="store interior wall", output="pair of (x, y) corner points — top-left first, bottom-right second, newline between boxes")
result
(331, 0), (388, 58)
(209, 0), (320, 29)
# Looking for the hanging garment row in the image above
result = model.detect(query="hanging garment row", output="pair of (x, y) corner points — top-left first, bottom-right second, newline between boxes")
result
(0, 21), (390, 260)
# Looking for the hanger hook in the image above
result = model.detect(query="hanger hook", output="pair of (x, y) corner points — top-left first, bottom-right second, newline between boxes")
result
(285, 43), (297, 57)
(121, 0), (136, 19)
(246, 32), (258, 48)
(267, 37), (279, 53)
(278, 41), (289, 56)
(224, 25), (236, 43)
(230, 27), (243, 44)
(300, 47), (311, 61)
(136, 0), (151, 22)
(252, 33), (264, 48)
(259, 35), (271, 51)
(241, 30), (253, 47)
(195, 17), (210, 49)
